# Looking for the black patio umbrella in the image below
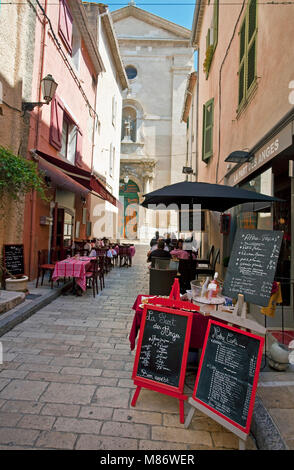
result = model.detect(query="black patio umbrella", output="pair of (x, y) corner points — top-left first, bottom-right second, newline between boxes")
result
(141, 181), (282, 212)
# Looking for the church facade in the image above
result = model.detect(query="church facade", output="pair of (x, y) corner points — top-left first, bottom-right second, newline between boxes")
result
(112, 4), (194, 241)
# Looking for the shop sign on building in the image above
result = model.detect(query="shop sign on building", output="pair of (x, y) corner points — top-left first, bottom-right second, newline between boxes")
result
(226, 122), (293, 186)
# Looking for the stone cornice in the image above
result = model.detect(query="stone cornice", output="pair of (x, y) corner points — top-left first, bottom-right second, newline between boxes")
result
(68, 0), (105, 74)
(117, 38), (191, 46)
(191, 0), (206, 48)
(181, 71), (197, 123)
(96, 4), (129, 90)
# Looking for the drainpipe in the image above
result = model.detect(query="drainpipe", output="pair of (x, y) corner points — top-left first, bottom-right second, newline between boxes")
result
(29, 0), (48, 278)
(290, 161), (294, 310)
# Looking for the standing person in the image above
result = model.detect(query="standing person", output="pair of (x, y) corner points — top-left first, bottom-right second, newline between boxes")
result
(165, 233), (172, 251)
(150, 230), (159, 248)
(147, 239), (171, 262)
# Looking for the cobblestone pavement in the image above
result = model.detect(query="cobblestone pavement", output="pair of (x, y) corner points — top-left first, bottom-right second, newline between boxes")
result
(0, 245), (256, 450)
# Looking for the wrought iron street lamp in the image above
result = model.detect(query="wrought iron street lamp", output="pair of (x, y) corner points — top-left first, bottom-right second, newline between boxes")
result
(22, 74), (58, 113)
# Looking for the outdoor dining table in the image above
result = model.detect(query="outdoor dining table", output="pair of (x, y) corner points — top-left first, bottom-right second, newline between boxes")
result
(52, 256), (94, 292)
(129, 294), (217, 351)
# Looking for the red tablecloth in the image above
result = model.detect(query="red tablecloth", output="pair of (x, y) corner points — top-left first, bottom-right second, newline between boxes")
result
(129, 294), (212, 351)
(52, 256), (92, 291)
(129, 246), (136, 257)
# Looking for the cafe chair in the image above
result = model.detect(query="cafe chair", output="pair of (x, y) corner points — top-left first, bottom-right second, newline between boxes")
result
(195, 248), (220, 279)
(118, 245), (131, 267)
(35, 249), (56, 289)
(178, 258), (197, 293)
(86, 258), (99, 297)
(196, 245), (214, 266)
(97, 255), (105, 290)
(149, 267), (179, 296)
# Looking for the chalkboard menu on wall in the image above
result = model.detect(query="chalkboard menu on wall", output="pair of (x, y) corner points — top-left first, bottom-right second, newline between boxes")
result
(193, 320), (264, 435)
(4, 244), (25, 276)
(132, 306), (192, 391)
(222, 229), (283, 306)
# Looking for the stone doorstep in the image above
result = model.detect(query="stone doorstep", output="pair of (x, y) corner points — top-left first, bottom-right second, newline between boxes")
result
(0, 291), (25, 315)
(0, 281), (72, 338)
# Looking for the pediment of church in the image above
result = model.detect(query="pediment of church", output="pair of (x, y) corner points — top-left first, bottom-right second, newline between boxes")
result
(111, 5), (191, 41)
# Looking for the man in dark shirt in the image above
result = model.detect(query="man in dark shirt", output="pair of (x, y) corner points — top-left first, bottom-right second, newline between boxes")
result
(147, 239), (171, 262)
(150, 231), (159, 248)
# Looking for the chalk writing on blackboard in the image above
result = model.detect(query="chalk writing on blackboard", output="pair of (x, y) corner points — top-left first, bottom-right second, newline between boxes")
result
(136, 309), (188, 388)
(222, 229), (283, 306)
(193, 320), (264, 433)
(4, 244), (25, 276)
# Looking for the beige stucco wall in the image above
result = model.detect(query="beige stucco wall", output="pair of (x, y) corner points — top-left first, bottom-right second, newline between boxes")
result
(84, 4), (126, 240)
(0, 3), (36, 251)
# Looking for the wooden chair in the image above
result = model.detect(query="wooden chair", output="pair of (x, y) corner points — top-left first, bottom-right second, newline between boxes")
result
(35, 249), (56, 288)
(118, 245), (131, 267)
(97, 255), (105, 290)
(196, 245), (214, 266)
(195, 248), (220, 279)
(86, 259), (99, 297)
(178, 259), (198, 293)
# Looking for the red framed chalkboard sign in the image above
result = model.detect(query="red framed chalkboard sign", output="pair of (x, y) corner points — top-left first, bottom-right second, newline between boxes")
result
(190, 319), (264, 439)
(131, 304), (193, 423)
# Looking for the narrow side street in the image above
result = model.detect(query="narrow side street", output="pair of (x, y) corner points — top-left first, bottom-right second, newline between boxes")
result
(0, 246), (255, 450)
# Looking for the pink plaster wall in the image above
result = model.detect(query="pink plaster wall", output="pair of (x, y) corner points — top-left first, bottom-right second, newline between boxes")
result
(196, 1), (294, 185)
(28, 0), (97, 169)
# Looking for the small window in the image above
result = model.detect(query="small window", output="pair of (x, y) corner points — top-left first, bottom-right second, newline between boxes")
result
(71, 23), (81, 71)
(112, 96), (117, 127)
(58, 0), (73, 53)
(125, 65), (137, 80)
(60, 115), (77, 164)
(109, 143), (114, 177)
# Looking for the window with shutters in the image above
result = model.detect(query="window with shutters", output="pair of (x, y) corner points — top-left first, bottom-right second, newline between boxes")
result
(60, 116), (77, 165)
(58, 0), (73, 53)
(203, 0), (219, 77)
(112, 96), (117, 127)
(202, 98), (214, 162)
(49, 96), (82, 165)
(238, 0), (257, 110)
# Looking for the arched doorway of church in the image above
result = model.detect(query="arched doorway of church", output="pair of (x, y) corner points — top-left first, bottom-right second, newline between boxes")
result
(119, 179), (140, 239)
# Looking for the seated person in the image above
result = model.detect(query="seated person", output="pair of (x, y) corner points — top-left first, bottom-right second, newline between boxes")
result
(147, 239), (171, 263)
(83, 239), (91, 251)
(96, 239), (104, 248)
(149, 237), (170, 254)
(170, 239), (189, 260)
(89, 240), (96, 257)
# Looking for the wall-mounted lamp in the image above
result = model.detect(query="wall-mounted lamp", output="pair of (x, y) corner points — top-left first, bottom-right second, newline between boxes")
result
(225, 150), (253, 163)
(22, 74), (58, 113)
(124, 175), (129, 184)
(182, 166), (196, 177)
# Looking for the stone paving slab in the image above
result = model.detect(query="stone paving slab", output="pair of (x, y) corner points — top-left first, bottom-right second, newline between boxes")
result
(0, 245), (261, 450)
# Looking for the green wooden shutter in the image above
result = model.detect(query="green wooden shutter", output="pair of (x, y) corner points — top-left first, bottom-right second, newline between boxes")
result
(202, 99), (214, 162)
(238, 20), (246, 106)
(238, 0), (257, 107)
(246, 0), (257, 92)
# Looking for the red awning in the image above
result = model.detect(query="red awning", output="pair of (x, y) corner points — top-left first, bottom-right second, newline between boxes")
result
(37, 156), (90, 197)
(34, 150), (120, 207)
